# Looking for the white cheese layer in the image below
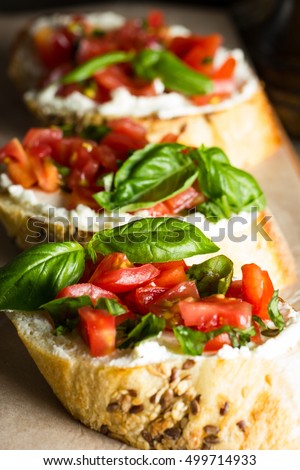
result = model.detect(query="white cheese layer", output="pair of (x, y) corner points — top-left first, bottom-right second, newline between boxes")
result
(25, 11), (259, 119)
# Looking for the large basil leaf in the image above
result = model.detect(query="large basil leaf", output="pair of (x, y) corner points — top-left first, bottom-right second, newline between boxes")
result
(88, 217), (219, 263)
(0, 242), (85, 310)
(174, 324), (256, 356)
(187, 255), (233, 297)
(119, 313), (165, 349)
(196, 146), (266, 222)
(94, 143), (198, 212)
(133, 49), (213, 95)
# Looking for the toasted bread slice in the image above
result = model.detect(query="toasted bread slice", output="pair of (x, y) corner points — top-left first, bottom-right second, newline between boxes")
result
(6, 308), (300, 449)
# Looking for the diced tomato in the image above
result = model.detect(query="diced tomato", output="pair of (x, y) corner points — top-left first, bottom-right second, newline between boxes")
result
(151, 281), (200, 314)
(160, 133), (178, 143)
(94, 65), (131, 90)
(154, 266), (188, 288)
(213, 57), (236, 80)
(0, 138), (28, 165)
(5, 159), (36, 188)
(241, 264), (274, 320)
(89, 253), (160, 293)
(226, 280), (243, 299)
(34, 26), (74, 69)
(78, 306), (116, 356)
(22, 128), (63, 151)
(140, 202), (171, 216)
(179, 297), (252, 330)
(170, 34), (222, 61)
(76, 37), (117, 64)
(147, 10), (164, 29)
(108, 118), (148, 142)
(153, 260), (187, 272)
(92, 264), (160, 293)
(251, 321), (263, 345)
(56, 283), (118, 304)
(89, 253), (133, 281)
(29, 155), (59, 192)
(204, 333), (232, 352)
(134, 285), (168, 314)
(165, 187), (200, 213)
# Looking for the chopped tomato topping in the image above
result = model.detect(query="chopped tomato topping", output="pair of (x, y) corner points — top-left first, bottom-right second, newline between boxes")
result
(165, 187), (201, 213)
(78, 306), (116, 356)
(89, 253), (160, 293)
(56, 283), (118, 304)
(179, 297), (252, 330)
(147, 10), (164, 29)
(154, 266), (188, 288)
(241, 264), (274, 320)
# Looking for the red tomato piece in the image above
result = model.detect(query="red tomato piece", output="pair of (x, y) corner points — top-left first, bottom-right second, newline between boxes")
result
(204, 333), (232, 352)
(140, 202), (171, 217)
(30, 156), (59, 192)
(134, 285), (168, 314)
(22, 128), (63, 151)
(0, 138), (28, 165)
(179, 298), (252, 330)
(108, 118), (148, 142)
(34, 26), (74, 69)
(78, 306), (116, 356)
(165, 187), (200, 213)
(213, 57), (236, 80)
(256, 270), (274, 320)
(56, 283), (118, 303)
(154, 266), (188, 289)
(147, 10), (164, 28)
(226, 280), (243, 299)
(170, 34), (222, 60)
(151, 281), (200, 310)
(152, 260), (187, 272)
(6, 159), (37, 188)
(92, 264), (160, 293)
(115, 311), (137, 327)
(76, 37), (117, 64)
(89, 253), (133, 282)
(242, 263), (274, 320)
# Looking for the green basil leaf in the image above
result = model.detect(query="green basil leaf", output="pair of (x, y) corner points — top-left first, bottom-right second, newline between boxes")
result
(95, 297), (127, 316)
(94, 143), (198, 212)
(88, 217), (219, 263)
(41, 295), (92, 327)
(0, 242), (85, 311)
(61, 51), (134, 84)
(187, 255), (233, 297)
(133, 49), (213, 95)
(119, 313), (165, 349)
(267, 290), (285, 332)
(174, 324), (256, 356)
(80, 124), (111, 141)
(196, 146), (266, 222)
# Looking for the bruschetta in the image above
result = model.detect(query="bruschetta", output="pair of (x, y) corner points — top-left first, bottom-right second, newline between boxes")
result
(0, 122), (295, 288)
(8, 10), (281, 169)
(2, 218), (300, 450)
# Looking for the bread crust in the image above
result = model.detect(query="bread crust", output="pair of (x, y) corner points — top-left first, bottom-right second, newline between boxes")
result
(6, 310), (300, 450)
(0, 191), (296, 289)
(8, 18), (281, 169)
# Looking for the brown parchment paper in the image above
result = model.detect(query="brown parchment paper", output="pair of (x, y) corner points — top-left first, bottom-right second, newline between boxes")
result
(0, 2), (300, 450)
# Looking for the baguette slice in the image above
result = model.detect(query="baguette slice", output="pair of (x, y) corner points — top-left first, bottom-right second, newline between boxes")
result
(0, 189), (296, 290)
(6, 306), (300, 450)
(8, 12), (281, 169)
